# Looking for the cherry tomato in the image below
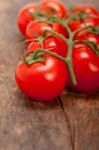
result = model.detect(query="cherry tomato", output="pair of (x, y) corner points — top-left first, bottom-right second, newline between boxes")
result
(69, 16), (99, 31)
(17, 4), (37, 35)
(75, 28), (99, 47)
(40, 0), (68, 18)
(28, 41), (41, 52)
(68, 43), (99, 92)
(28, 36), (68, 57)
(25, 21), (68, 39)
(15, 55), (68, 101)
(72, 5), (99, 16)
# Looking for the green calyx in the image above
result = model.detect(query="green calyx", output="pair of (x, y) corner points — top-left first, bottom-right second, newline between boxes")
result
(88, 25), (99, 35)
(23, 48), (47, 65)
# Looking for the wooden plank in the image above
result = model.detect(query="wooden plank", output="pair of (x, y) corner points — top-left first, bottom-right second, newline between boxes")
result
(60, 91), (99, 150)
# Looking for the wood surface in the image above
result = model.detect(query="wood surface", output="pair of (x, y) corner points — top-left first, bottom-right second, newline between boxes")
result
(0, 0), (99, 150)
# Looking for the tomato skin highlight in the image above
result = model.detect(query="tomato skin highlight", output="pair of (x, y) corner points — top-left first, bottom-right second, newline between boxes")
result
(25, 21), (68, 39)
(40, 0), (68, 18)
(15, 56), (68, 101)
(68, 43), (99, 92)
(17, 4), (37, 35)
(28, 36), (68, 57)
(72, 5), (99, 16)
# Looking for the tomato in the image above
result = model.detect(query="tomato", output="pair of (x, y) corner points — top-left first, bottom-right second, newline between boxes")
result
(72, 5), (99, 16)
(25, 21), (68, 39)
(69, 16), (99, 31)
(75, 28), (99, 47)
(28, 41), (41, 52)
(15, 55), (68, 101)
(28, 36), (68, 57)
(68, 43), (99, 92)
(17, 4), (37, 35)
(40, 0), (68, 18)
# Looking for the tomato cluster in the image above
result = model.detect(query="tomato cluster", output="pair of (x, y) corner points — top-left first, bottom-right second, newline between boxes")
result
(16, 0), (99, 101)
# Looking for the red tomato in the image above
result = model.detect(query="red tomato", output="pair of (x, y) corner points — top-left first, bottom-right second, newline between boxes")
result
(40, 0), (68, 18)
(25, 21), (68, 39)
(28, 36), (68, 57)
(75, 28), (99, 47)
(72, 5), (99, 16)
(28, 41), (41, 52)
(69, 16), (99, 31)
(15, 56), (68, 101)
(68, 43), (99, 92)
(17, 4), (37, 35)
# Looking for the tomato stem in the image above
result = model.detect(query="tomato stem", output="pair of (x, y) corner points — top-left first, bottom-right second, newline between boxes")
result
(55, 17), (77, 85)
(45, 29), (68, 42)
(26, 48), (67, 64)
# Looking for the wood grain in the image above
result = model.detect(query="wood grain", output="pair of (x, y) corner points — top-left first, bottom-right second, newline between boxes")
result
(0, 0), (99, 150)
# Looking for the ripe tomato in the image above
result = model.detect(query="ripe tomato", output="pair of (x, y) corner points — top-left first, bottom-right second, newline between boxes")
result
(68, 43), (99, 92)
(72, 5), (99, 16)
(40, 0), (68, 18)
(15, 55), (68, 101)
(69, 16), (99, 31)
(17, 4), (37, 35)
(28, 36), (68, 57)
(75, 28), (99, 47)
(25, 21), (68, 39)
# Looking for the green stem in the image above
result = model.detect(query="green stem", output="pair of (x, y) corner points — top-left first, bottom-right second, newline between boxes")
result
(53, 17), (76, 84)
(58, 21), (77, 84)
(45, 30), (68, 43)
(65, 41), (77, 85)
(73, 25), (93, 35)
(66, 12), (80, 23)
(43, 30), (77, 85)
(32, 48), (67, 64)
(59, 21), (76, 84)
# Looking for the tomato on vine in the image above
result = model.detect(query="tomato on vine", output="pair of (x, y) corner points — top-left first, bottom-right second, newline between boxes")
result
(16, 1), (99, 102)
(69, 16), (99, 31)
(68, 43), (99, 92)
(69, 9), (99, 32)
(17, 4), (37, 35)
(15, 55), (68, 101)
(71, 5), (99, 16)
(40, 0), (68, 18)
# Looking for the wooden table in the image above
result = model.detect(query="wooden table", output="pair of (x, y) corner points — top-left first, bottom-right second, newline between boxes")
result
(0, 0), (99, 150)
